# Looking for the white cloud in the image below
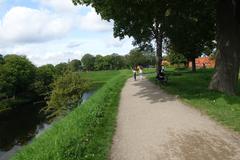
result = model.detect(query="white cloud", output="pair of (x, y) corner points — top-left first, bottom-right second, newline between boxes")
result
(0, 6), (112, 46)
(66, 41), (85, 48)
(39, 0), (112, 32)
(39, 0), (81, 13)
(0, 7), (72, 44)
(78, 8), (113, 32)
(30, 51), (82, 66)
(106, 37), (127, 48)
(2, 35), (134, 66)
(4, 42), (83, 66)
(0, 2), (134, 66)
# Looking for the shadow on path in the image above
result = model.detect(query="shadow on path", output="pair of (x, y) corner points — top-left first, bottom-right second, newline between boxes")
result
(132, 79), (176, 104)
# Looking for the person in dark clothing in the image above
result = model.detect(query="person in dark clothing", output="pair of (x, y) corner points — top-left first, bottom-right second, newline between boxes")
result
(132, 66), (137, 81)
(156, 71), (165, 81)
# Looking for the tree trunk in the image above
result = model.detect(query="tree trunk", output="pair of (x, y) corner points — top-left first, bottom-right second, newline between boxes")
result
(184, 61), (189, 68)
(191, 57), (196, 72)
(209, 0), (240, 95)
(155, 30), (163, 74)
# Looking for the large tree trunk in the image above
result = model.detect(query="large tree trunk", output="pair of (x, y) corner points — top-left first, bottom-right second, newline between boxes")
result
(209, 0), (240, 95)
(191, 57), (196, 72)
(156, 30), (163, 74)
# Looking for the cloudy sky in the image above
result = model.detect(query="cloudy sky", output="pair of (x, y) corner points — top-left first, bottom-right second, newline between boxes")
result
(0, 0), (134, 66)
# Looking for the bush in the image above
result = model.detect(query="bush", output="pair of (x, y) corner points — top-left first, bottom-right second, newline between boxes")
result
(45, 72), (91, 119)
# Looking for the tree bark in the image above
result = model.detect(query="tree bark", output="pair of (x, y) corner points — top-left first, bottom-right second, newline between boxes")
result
(191, 57), (196, 72)
(209, 0), (240, 95)
(155, 30), (163, 74)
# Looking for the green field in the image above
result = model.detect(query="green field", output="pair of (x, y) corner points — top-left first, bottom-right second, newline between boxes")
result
(11, 70), (130, 160)
(148, 68), (240, 132)
(143, 67), (156, 74)
(81, 70), (126, 88)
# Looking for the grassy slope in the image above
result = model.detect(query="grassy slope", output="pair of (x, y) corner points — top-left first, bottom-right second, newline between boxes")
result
(148, 68), (240, 132)
(11, 70), (130, 160)
(81, 70), (121, 88)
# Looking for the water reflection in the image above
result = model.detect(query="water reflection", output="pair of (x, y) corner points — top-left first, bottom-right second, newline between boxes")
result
(0, 91), (93, 160)
(0, 104), (48, 160)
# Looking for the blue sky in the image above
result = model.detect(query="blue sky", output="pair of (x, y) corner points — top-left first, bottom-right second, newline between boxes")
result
(0, 0), (134, 66)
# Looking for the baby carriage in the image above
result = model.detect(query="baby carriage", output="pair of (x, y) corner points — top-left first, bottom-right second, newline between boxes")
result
(156, 71), (168, 85)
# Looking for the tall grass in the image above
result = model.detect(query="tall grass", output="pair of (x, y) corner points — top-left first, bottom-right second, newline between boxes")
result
(11, 70), (130, 160)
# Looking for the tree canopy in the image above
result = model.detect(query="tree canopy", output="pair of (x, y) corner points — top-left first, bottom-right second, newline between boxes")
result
(165, 0), (215, 72)
(73, 0), (170, 72)
(125, 48), (148, 67)
(73, 0), (240, 95)
(69, 59), (82, 72)
(166, 50), (187, 67)
(0, 55), (36, 99)
(55, 62), (68, 76)
(0, 54), (3, 64)
(34, 64), (56, 98)
(81, 54), (95, 71)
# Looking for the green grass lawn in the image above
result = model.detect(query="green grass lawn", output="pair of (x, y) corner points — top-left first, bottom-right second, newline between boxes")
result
(11, 70), (131, 160)
(143, 67), (156, 74)
(148, 68), (240, 132)
(81, 70), (125, 89)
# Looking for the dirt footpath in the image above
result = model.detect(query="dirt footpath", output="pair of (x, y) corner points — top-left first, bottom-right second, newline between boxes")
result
(110, 78), (240, 160)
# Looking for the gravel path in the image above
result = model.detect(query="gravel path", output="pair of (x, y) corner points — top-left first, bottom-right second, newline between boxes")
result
(110, 78), (240, 160)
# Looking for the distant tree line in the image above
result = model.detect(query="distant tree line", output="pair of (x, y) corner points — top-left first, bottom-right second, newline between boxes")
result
(0, 50), (155, 116)
(81, 49), (155, 71)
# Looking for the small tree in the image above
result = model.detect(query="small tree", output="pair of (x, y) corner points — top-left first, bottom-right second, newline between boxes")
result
(45, 72), (91, 118)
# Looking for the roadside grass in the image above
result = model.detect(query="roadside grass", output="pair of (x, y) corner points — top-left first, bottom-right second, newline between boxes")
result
(143, 68), (155, 74)
(81, 70), (122, 88)
(11, 70), (130, 160)
(148, 68), (240, 132)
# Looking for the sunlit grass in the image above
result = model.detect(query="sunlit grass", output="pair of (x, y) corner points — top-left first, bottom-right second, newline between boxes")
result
(81, 70), (126, 88)
(148, 68), (240, 132)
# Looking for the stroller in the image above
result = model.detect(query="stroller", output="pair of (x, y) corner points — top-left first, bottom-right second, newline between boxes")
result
(156, 71), (168, 85)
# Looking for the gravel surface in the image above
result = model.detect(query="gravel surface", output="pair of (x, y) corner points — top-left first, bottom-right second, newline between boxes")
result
(110, 78), (240, 160)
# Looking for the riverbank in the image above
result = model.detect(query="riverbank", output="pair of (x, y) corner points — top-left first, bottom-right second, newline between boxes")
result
(11, 70), (130, 160)
(0, 99), (32, 114)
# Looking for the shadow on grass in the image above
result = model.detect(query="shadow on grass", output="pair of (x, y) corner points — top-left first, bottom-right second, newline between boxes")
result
(149, 69), (240, 104)
(148, 68), (240, 131)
